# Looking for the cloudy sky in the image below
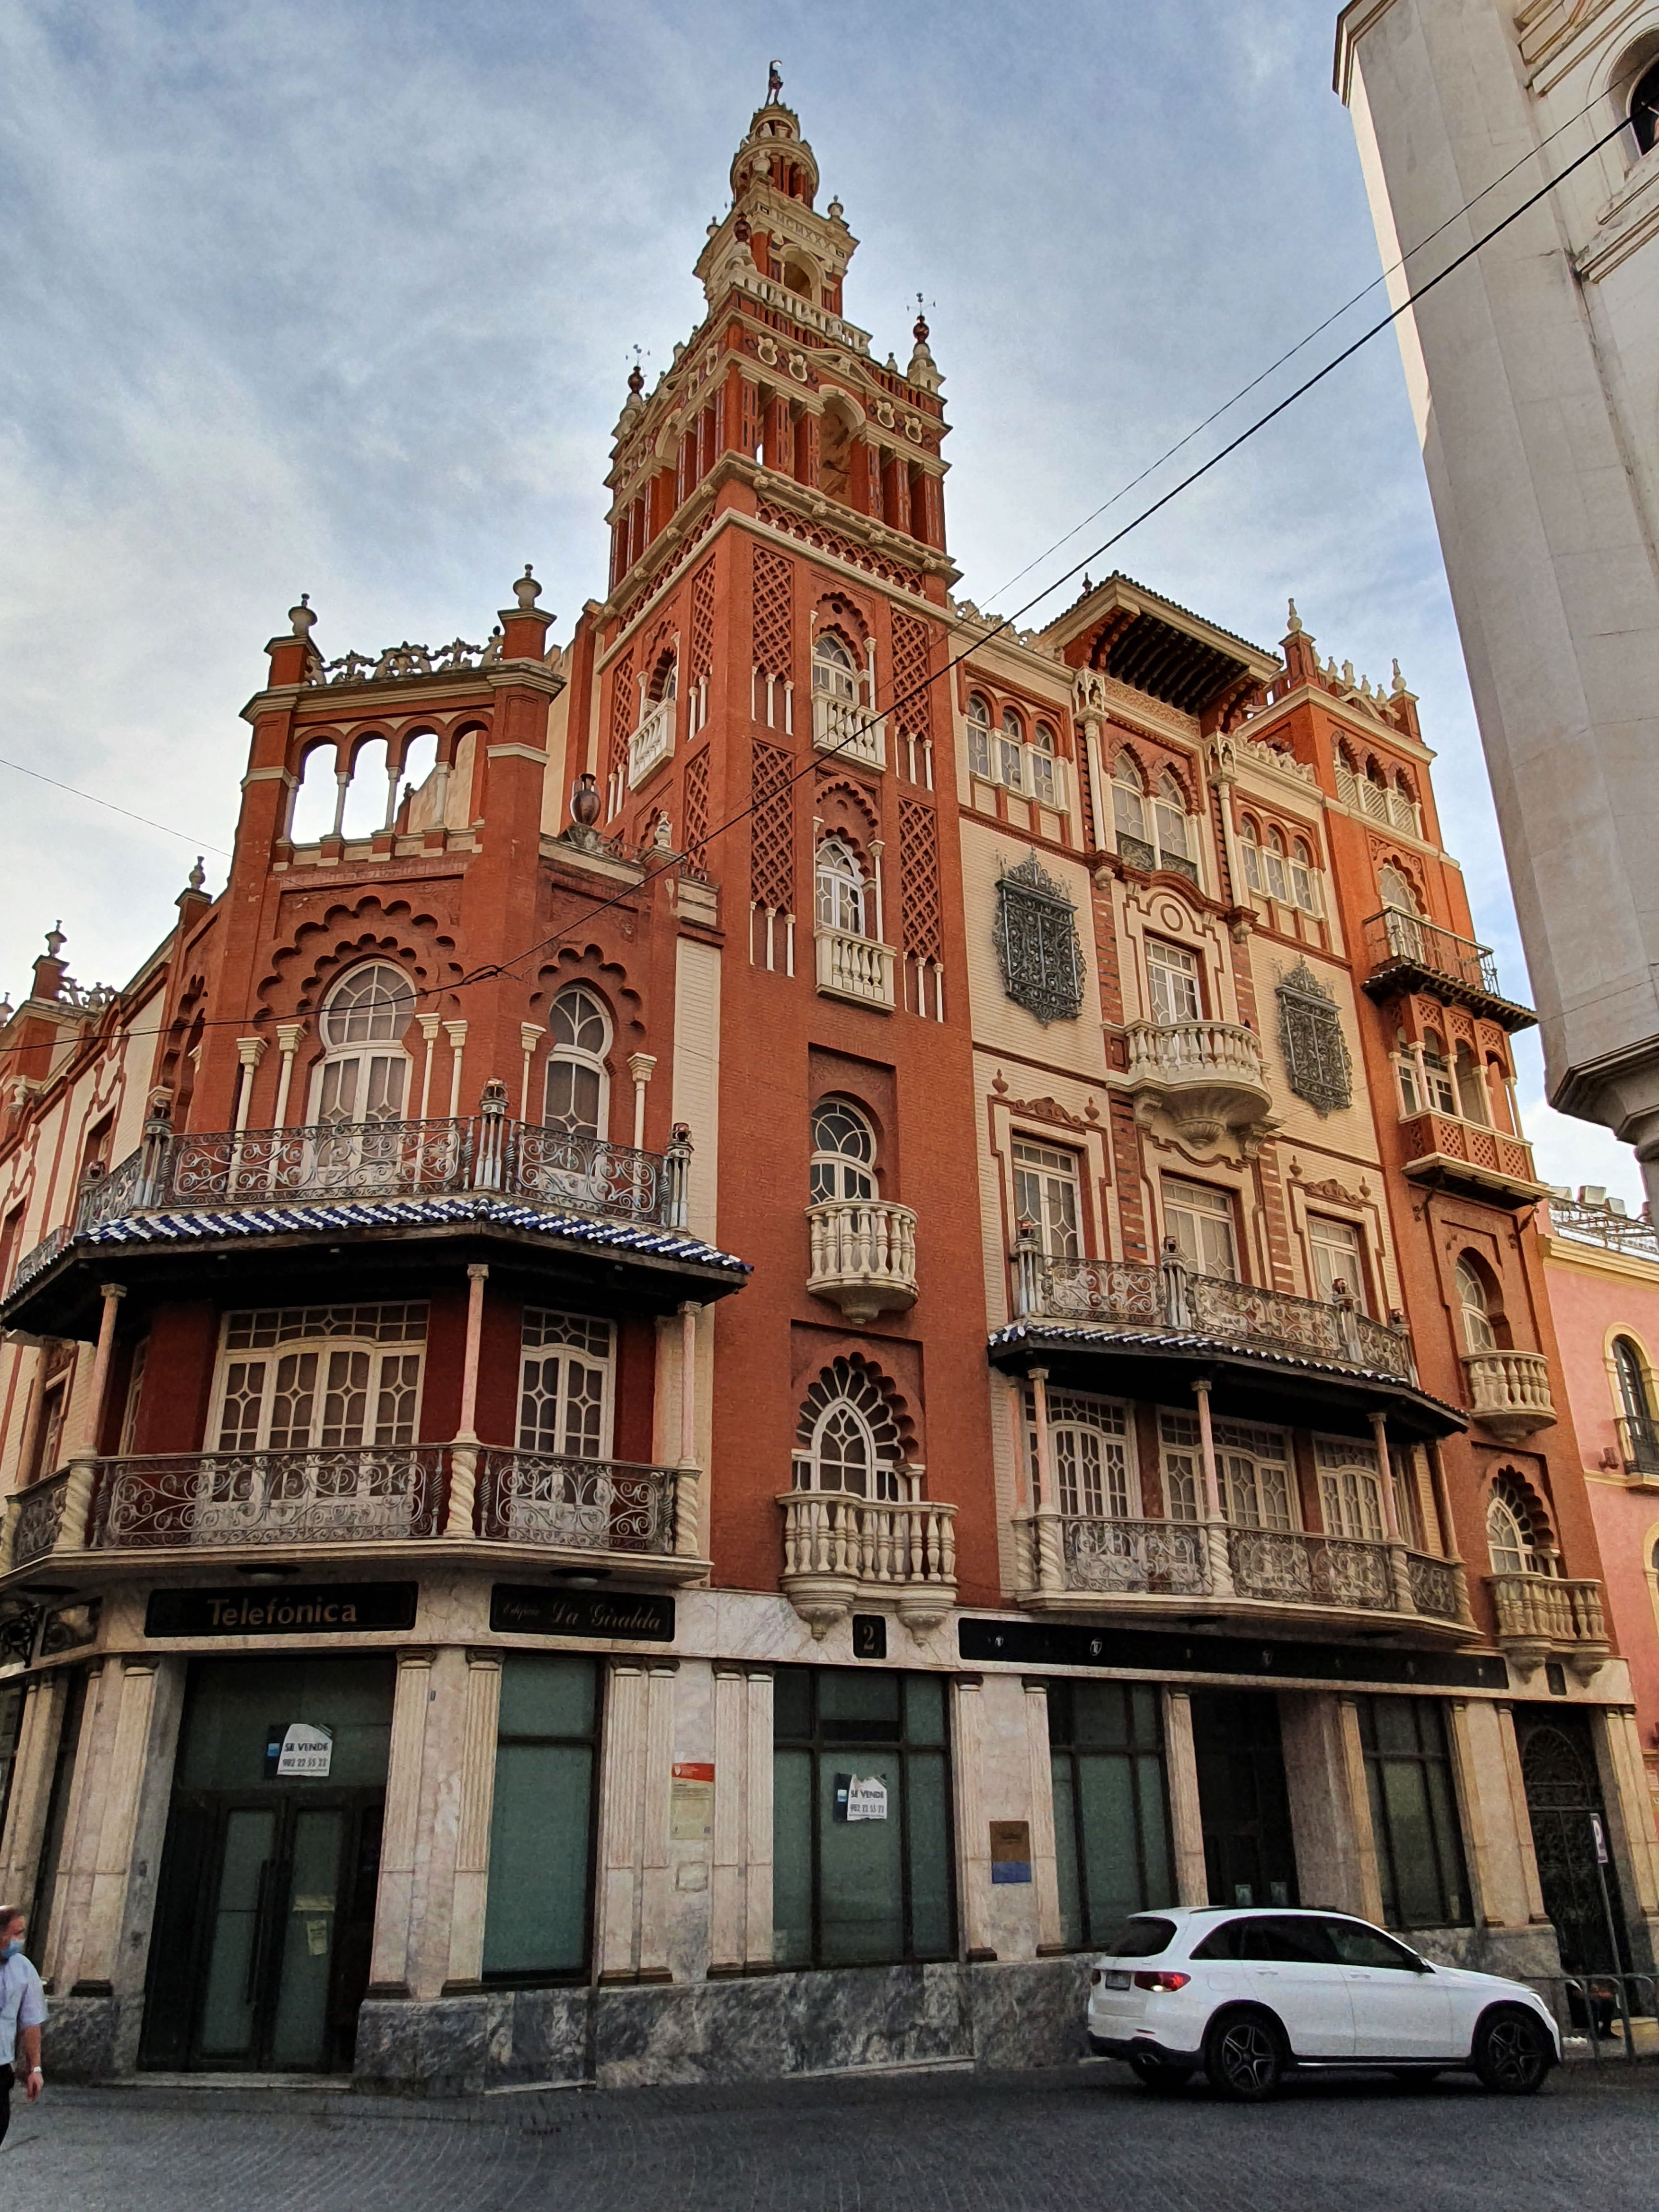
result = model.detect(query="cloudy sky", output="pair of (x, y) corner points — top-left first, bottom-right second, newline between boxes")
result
(0, 0), (1642, 1200)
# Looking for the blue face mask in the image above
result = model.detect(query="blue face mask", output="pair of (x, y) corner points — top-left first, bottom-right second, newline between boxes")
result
(0, 1941), (21, 1961)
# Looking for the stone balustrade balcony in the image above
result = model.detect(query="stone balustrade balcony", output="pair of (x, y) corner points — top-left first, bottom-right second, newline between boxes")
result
(1013, 1506), (1467, 1636)
(1125, 1019), (1274, 1147)
(778, 1485), (957, 1639)
(811, 691), (885, 770)
(1487, 1571), (1610, 1682)
(627, 695), (675, 787)
(806, 1198), (917, 1324)
(1462, 1349), (1556, 1441)
(814, 925), (896, 1010)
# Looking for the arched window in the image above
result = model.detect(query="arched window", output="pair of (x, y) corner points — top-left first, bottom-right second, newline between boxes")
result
(1238, 816), (1263, 893)
(1488, 1475), (1552, 1577)
(544, 985), (611, 1140)
(1614, 1335), (1652, 1422)
(1154, 773), (1192, 869)
(1040, 1391), (1136, 1520)
(998, 707), (1026, 792)
(809, 1098), (877, 1202)
(1112, 755), (1151, 861)
(793, 1358), (905, 1499)
(648, 652), (677, 703)
(1422, 1029), (1456, 1115)
(967, 693), (993, 780)
(1632, 56), (1659, 156)
(1378, 862), (1418, 914)
(1290, 839), (1320, 915)
(1031, 721), (1059, 807)
(815, 836), (866, 937)
(1334, 742), (1359, 805)
(312, 963), (415, 1125)
(812, 630), (858, 704)
(1264, 826), (1290, 903)
(1454, 1043), (1490, 1125)
(1456, 1257), (1498, 1353)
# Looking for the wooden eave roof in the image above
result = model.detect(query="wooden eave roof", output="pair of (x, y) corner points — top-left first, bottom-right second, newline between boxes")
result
(1044, 574), (1279, 718)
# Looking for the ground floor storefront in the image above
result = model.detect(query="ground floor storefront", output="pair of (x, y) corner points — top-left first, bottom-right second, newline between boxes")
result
(0, 1569), (1656, 2091)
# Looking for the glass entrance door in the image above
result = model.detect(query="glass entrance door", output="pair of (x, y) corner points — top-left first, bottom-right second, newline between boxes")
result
(141, 1655), (393, 2073)
(1190, 1688), (1298, 1909)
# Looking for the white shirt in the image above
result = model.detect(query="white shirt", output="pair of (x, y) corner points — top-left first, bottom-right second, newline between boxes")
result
(0, 1952), (47, 2068)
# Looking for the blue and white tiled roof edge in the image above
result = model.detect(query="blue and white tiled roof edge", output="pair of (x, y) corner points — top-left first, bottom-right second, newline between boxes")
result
(987, 1321), (1464, 1416)
(73, 1195), (750, 1274)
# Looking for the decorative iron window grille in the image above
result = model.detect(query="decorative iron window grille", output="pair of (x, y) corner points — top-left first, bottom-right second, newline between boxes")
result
(995, 854), (1084, 1024)
(1276, 959), (1352, 1115)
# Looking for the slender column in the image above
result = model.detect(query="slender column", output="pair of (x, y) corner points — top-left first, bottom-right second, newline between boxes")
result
(416, 1013), (442, 1120)
(271, 1022), (305, 1128)
(1193, 1376), (1234, 1597)
(1023, 1681), (1066, 1953)
(1161, 1689), (1209, 1904)
(330, 767), (350, 837)
(444, 1650), (504, 1988)
(674, 1300), (702, 1558)
(1028, 1368), (1062, 1592)
(1370, 1408), (1415, 1614)
(627, 1052), (657, 1150)
(952, 1676), (993, 1960)
(232, 1036), (266, 1132)
(518, 1022), (541, 1122)
(744, 1670), (774, 1968)
(444, 1021), (468, 1117)
(637, 1661), (678, 1981)
(55, 1284), (125, 1556)
(11, 1345), (49, 1490)
(445, 1264), (489, 1539)
(367, 1648), (437, 1995)
(869, 838), (886, 942)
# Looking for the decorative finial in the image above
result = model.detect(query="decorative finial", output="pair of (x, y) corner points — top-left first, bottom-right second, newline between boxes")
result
(1391, 657), (1406, 695)
(1286, 598), (1302, 635)
(827, 195), (844, 221)
(913, 292), (929, 344)
(653, 810), (674, 851)
(626, 359), (644, 396)
(513, 565), (542, 612)
(289, 592), (316, 638)
(44, 922), (65, 960)
(188, 856), (206, 892)
(1081, 574), (1093, 595)
(767, 58), (783, 102)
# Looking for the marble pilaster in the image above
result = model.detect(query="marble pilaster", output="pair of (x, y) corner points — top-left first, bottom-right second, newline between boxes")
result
(1022, 1680), (1064, 1953)
(367, 1648), (436, 1995)
(1160, 1687), (1208, 1906)
(445, 1650), (503, 1989)
(0, 1668), (70, 1908)
(1280, 1690), (1382, 1923)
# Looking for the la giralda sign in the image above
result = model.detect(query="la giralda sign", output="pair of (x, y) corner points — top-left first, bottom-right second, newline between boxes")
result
(145, 1583), (419, 1638)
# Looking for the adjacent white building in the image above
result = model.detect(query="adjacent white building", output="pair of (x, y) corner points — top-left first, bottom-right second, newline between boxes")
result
(1335, 0), (1659, 1211)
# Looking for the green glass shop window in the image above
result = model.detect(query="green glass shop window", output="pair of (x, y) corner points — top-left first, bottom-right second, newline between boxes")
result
(1357, 1696), (1470, 1929)
(773, 1666), (954, 1969)
(482, 1653), (600, 1980)
(1047, 1679), (1174, 1949)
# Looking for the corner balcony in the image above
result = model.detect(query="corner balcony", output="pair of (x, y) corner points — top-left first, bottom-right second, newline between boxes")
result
(1398, 1109), (1549, 1207)
(1012, 1508), (1469, 1638)
(811, 692), (886, 771)
(2, 1107), (748, 1336)
(1125, 1020), (1274, 1148)
(1487, 1572), (1610, 1683)
(1617, 1413), (1659, 1479)
(806, 1198), (918, 1324)
(4, 1445), (702, 1586)
(778, 1486), (957, 1640)
(627, 695), (675, 788)
(1462, 1349), (1556, 1441)
(815, 925), (897, 1010)
(1360, 909), (1537, 1033)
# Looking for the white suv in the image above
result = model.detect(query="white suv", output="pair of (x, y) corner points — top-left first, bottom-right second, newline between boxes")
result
(1086, 1905), (1560, 2099)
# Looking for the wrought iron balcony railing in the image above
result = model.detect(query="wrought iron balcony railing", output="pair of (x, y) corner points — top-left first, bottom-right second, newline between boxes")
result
(1011, 1237), (1414, 1382)
(1617, 1413), (1659, 1477)
(1361, 907), (1533, 1028)
(1013, 1505), (1465, 1625)
(8, 1108), (694, 1285)
(11, 1470), (69, 1566)
(86, 1446), (448, 1549)
(473, 1447), (678, 1553)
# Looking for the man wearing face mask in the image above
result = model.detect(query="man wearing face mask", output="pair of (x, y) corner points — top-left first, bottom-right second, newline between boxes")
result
(0, 1906), (46, 2147)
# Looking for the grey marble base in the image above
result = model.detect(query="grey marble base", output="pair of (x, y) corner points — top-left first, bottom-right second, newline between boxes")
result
(37, 1994), (121, 2081)
(355, 1957), (1097, 2096)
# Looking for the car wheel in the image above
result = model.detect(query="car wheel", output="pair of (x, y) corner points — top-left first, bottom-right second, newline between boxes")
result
(1129, 2056), (1193, 2093)
(1203, 2010), (1287, 2102)
(1472, 2007), (1553, 2095)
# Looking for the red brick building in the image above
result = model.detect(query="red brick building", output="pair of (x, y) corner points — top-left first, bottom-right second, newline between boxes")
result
(0, 87), (1653, 2088)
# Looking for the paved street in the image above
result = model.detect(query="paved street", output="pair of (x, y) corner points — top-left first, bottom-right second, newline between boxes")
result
(3, 2061), (1656, 2212)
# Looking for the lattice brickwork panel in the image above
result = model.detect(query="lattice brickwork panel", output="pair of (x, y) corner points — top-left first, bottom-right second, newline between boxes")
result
(890, 611), (935, 739)
(753, 547), (794, 680)
(750, 741), (795, 912)
(608, 647), (635, 781)
(689, 560), (715, 684)
(684, 748), (709, 863)
(899, 797), (943, 962)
